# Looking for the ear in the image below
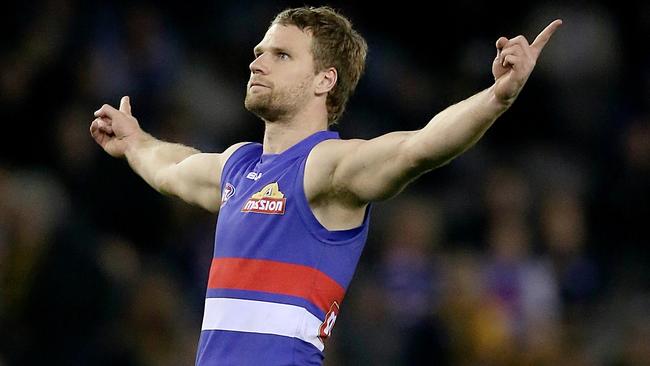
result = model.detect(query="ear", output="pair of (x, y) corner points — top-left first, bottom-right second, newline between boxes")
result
(315, 67), (337, 95)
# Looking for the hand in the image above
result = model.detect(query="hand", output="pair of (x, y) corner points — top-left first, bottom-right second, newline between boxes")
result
(90, 96), (143, 158)
(492, 19), (562, 105)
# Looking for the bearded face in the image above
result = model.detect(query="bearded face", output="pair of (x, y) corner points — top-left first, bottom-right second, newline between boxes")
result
(244, 73), (313, 122)
(245, 24), (320, 123)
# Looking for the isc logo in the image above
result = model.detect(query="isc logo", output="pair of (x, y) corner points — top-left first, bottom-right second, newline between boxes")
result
(318, 301), (340, 343)
(246, 171), (263, 181)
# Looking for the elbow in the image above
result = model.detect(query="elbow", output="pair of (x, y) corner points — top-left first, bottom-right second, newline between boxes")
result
(401, 132), (462, 172)
(153, 168), (174, 196)
(400, 136), (436, 173)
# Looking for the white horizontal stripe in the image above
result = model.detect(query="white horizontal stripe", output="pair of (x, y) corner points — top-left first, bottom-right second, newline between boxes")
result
(201, 297), (325, 351)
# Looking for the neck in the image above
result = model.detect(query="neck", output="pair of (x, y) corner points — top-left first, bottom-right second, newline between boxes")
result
(263, 121), (327, 155)
(262, 107), (328, 154)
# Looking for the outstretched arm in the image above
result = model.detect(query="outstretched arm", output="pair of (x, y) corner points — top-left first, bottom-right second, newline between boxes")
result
(90, 96), (244, 212)
(326, 20), (562, 203)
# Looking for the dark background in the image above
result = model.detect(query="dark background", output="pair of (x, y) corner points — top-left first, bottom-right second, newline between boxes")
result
(1, 0), (649, 365)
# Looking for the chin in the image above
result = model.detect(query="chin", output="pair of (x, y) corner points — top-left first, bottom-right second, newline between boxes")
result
(244, 96), (263, 114)
(245, 101), (278, 122)
(245, 92), (294, 123)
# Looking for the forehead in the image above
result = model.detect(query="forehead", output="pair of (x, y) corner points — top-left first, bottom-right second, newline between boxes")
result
(255, 24), (313, 54)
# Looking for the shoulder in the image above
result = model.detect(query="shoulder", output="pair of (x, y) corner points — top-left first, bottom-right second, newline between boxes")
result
(304, 138), (365, 198)
(308, 138), (365, 166)
(220, 141), (258, 166)
(305, 138), (364, 180)
(222, 141), (256, 159)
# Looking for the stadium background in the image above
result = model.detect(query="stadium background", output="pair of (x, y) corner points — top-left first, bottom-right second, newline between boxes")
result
(1, 0), (648, 364)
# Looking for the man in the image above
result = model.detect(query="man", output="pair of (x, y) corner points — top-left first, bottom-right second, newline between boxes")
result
(90, 6), (561, 366)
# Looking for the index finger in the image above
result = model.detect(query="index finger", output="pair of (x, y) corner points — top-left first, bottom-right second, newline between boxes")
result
(531, 19), (563, 53)
(94, 104), (119, 118)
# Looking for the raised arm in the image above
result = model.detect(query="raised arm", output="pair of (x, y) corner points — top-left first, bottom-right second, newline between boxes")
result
(90, 96), (245, 212)
(322, 20), (562, 204)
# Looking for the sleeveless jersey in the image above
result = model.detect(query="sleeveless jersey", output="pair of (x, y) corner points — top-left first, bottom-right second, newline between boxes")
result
(196, 131), (371, 365)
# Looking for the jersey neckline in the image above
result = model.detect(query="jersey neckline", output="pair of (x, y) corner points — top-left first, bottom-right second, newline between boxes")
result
(259, 130), (339, 164)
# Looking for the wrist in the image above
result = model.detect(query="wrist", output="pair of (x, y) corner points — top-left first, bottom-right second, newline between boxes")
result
(487, 84), (515, 112)
(124, 130), (151, 158)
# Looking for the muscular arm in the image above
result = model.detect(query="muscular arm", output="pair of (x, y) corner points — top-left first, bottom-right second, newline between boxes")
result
(321, 20), (562, 205)
(125, 135), (247, 212)
(330, 86), (507, 202)
(90, 96), (245, 213)
(123, 132), (199, 193)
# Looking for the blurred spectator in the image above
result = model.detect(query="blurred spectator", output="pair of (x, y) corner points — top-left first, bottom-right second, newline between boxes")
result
(377, 195), (449, 364)
(540, 190), (600, 311)
(481, 214), (561, 365)
(330, 272), (400, 366)
(379, 195), (443, 328)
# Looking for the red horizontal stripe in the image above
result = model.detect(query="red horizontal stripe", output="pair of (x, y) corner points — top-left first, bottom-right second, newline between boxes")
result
(208, 258), (345, 313)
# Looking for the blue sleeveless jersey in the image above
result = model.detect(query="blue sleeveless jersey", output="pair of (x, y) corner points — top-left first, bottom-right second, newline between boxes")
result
(196, 131), (371, 366)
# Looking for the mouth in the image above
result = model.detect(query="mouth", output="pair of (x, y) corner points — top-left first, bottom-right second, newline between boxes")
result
(249, 81), (269, 89)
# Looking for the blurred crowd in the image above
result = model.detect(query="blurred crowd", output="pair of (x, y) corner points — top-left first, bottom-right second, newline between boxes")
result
(1, 1), (649, 365)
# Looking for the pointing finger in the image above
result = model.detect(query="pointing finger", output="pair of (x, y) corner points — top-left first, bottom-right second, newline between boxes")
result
(119, 96), (132, 115)
(531, 19), (563, 54)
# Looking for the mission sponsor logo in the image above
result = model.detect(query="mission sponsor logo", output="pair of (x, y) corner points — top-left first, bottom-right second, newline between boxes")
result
(241, 182), (286, 215)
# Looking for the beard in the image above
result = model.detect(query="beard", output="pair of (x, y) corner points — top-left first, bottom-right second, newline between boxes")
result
(244, 89), (287, 122)
(244, 76), (312, 122)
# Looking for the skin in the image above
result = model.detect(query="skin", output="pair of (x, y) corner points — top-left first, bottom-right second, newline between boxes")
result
(90, 20), (562, 230)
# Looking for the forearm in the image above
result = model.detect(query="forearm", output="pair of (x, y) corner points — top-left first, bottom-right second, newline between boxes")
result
(407, 85), (509, 167)
(125, 132), (200, 192)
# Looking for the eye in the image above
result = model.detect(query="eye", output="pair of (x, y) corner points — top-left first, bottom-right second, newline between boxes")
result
(278, 52), (289, 60)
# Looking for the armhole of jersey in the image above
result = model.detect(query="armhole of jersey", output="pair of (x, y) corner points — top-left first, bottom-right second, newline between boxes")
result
(294, 156), (371, 246)
(219, 142), (260, 191)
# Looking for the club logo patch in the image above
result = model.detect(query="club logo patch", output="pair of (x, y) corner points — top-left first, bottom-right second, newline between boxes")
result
(241, 182), (286, 215)
(318, 301), (340, 343)
(221, 183), (235, 207)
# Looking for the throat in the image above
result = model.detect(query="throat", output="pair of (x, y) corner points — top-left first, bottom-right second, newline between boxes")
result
(263, 122), (326, 154)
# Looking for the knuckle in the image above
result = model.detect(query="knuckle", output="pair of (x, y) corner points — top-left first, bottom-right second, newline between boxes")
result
(514, 35), (529, 45)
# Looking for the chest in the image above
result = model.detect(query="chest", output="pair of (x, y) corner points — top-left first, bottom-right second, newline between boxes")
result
(219, 157), (303, 219)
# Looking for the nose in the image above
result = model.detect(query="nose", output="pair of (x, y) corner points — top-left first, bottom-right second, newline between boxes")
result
(249, 54), (268, 74)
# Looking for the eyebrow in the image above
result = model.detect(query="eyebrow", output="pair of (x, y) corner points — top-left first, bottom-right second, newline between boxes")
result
(253, 46), (291, 56)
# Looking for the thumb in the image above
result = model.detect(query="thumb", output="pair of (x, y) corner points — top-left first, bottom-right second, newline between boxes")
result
(120, 96), (132, 115)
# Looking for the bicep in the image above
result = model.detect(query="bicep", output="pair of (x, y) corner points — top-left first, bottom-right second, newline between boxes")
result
(332, 131), (424, 203)
(157, 153), (223, 212)
(157, 142), (249, 212)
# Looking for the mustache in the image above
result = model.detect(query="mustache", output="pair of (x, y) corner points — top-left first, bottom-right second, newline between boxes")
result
(247, 78), (272, 88)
